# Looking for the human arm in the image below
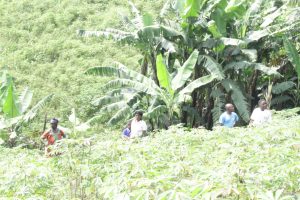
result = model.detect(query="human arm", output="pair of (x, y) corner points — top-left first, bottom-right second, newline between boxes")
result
(219, 114), (224, 126)
(141, 121), (147, 136)
(61, 130), (66, 138)
(41, 131), (49, 140)
(249, 109), (256, 125)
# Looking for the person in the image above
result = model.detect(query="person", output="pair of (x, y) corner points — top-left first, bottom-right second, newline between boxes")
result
(219, 103), (239, 128)
(122, 121), (131, 138)
(250, 99), (272, 126)
(41, 118), (65, 156)
(130, 111), (147, 138)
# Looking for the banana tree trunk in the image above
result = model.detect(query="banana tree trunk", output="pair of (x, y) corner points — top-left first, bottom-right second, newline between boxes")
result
(141, 55), (148, 76)
(150, 52), (160, 86)
(248, 70), (258, 110)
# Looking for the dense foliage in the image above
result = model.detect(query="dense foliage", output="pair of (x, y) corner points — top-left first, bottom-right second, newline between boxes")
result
(0, 108), (299, 199)
(81, 0), (300, 129)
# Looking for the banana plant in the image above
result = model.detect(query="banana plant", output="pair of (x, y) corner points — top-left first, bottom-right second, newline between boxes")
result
(0, 73), (53, 133)
(78, 1), (183, 84)
(85, 49), (217, 128)
(271, 37), (300, 107)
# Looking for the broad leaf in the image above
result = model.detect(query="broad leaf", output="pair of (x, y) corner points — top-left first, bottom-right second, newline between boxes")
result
(108, 106), (131, 125)
(69, 108), (81, 126)
(144, 105), (168, 120)
(225, 61), (281, 77)
(211, 88), (225, 123)
(92, 94), (126, 107)
(284, 37), (300, 79)
(77, 29), (135, 42)
(183, 0), (207, 18)
(271, 95), (293, 106)
(142, 13), (153, 26)
(260, 8), (281, 28)
(272, 81), (295, 94)
(22, 94), (53, 122)
(156, 54), (173, 95)
(221, 37), (246, 46)
(254, 63), (281, 77)
(102, 79), (157, 96)
(245, 29), (269, 43)
(221, 79), (249, 121)
(19, 87), (33, 114)
(180, 75), (215, 95)
(198, 55), (225, 80)
(172, 49), (199, 91)
(128, 1), (143, 28)
(241, 49), (257, 62)
(208, 20), (222, 38)
(100, 101), (128, 113)
(3, 82), (20, 118)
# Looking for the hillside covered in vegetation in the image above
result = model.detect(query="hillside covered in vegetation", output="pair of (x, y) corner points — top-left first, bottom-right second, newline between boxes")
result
(0, 0), (300, 199)
(0, 108), (299, 199)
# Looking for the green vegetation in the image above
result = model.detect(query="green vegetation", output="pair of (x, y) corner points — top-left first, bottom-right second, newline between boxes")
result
(81, 0), (300, 129)
(0, 0), (300, 199)
(0, 109), (299, 199)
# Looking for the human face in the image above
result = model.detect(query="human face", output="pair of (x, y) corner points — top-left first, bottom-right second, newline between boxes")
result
(259, 101), (267, 111)
(51, 122), (58, 130)
(225, 104), (234, 113)
(135, 114), (142, 121)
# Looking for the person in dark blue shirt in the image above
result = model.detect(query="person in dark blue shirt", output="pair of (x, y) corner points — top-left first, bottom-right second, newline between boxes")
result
(219, 103), (239, 128)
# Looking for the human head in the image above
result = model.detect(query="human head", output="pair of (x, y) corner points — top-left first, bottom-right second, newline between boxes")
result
(135, 111), (143, 121)
(258, 99), (267, 111)
(225, 103), (234, 113)
(50, 118), (59, 130)
(127, 121), (131, 128)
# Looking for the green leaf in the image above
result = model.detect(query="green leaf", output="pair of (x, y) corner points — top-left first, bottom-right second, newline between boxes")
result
(108, 106), (131, 125)
(221, 37), (246, 46)
(271, 95), (293, 106)
(92, 94), (126, 107)
(19, 87), (33, 114)
(85, 66), (122, 77)
(3, 81), (20, 118)
(211, 88), (225, 123)
(272, 81), (295, 94)
(100, 101), (128, 113)
(142, 13), (153, 26)
(198, 55), (225, 80)
(77, 29), (135, 42)
(225, 61), (281, 77)
(172, 49), (199, 91)
(22, 94), (53, 122)
(128, 0), (143, 28)
(284, 37), (300, 79)
(86, 64), (160, 92)
(208, 20), (222, 38)
(241, 49), (257, 62)
(156, 54), (173, 95)
(144, 105), (168, 120)
(183, 0), (207, 18)
(254, 63), (281, 77)
(221, 79), (249, 121)
(225, 0), (244, 13)
(260, 8), (281, 28)
(180, 75), (215, 95)
(245, 29), (269, 43)
(102, 79), (157, 96)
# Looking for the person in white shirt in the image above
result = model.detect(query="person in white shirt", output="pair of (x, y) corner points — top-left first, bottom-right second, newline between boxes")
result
(250, 99), (272, 126)
(130, 111), (147, 138)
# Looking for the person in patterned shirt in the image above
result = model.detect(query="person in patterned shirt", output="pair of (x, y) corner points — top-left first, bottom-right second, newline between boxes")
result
(41, 118), (65, 156)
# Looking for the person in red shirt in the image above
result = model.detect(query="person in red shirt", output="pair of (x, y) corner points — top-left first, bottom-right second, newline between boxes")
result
(41, 118), (65, 156)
